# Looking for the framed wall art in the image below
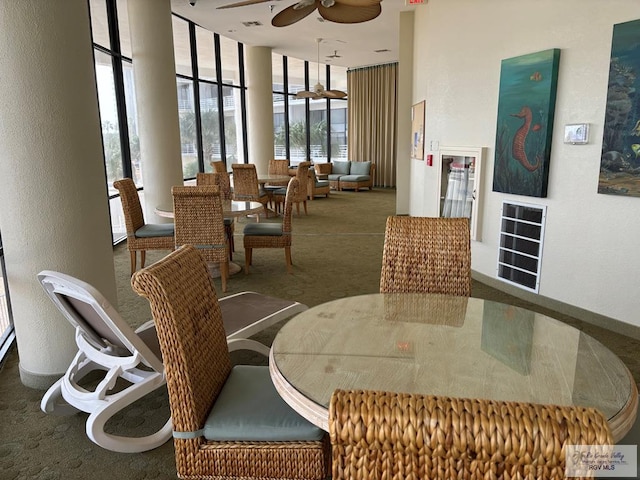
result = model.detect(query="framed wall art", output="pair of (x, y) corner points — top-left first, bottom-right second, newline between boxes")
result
(493, 48), (561, 198)
(411, 100), (425, 160)
(599, 18), (640, 197)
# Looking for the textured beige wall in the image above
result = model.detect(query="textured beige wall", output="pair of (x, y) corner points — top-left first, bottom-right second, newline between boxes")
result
(410, 0), (640, 326)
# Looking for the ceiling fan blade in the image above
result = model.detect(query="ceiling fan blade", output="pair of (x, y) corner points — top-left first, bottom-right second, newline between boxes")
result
(324, 89), (348, 99)
(272, 2), (318, 27)
(217, 0), (271, 9)
(296, 90), (319, 99)
(318, 2), (381, 23)
(334, 0), (381, 6)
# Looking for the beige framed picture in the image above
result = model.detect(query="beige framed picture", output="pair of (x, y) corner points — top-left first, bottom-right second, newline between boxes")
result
(411, 101), (425, 160)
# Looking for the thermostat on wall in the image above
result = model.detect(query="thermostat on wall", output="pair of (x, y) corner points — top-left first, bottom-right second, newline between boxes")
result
(564, 123), (589, 145)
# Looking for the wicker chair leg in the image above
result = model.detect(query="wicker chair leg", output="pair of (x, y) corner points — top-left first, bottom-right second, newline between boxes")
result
(140, 250), (146, 270)
(220, 261), (228, 292)
(303, 200), (308, 215)
(244, 248), (252, 274)
(129, 251), (136, 277)
(285, 247), (292, 273)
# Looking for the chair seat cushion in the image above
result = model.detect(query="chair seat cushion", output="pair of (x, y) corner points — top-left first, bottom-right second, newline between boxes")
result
(135, 223), (174, 238)
(315, 180), (330, 188)
(327, 174), (344, 181)
(340, 174), (370, 182)
(204, 365), (324, 442)
(244, 223), (283, 236)
(271, 187), (287, 196)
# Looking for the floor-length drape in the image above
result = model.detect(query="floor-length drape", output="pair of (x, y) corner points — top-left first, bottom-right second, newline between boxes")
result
(347, 63), (398, 187)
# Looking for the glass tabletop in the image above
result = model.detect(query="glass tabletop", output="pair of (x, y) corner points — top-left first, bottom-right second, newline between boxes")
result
(271, 293), (636, 437)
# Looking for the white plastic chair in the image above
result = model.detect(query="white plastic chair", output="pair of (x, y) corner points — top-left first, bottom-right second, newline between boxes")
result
(38, 271), (308, 453)
(38, 270), (171, 453)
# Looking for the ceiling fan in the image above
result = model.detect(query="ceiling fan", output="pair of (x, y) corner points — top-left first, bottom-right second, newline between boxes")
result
(217, 0), (382, 28)
(296, 38), (347, 100)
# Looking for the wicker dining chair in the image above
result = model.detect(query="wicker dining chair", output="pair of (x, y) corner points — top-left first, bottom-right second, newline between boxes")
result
(113, 178), (174, 276)
(243, 177), (298, 274)
(196, 172), (234, 259)
(172, 185), (229, 292)
(329, 389), (612, 480)
(231, 163), (270, 217)
(210, 160), (227, 173)
(272, 161), (310, 215)
(268, 159), (291, 185)
(131, 245), (330, 480)
(380, 216), (471, 296)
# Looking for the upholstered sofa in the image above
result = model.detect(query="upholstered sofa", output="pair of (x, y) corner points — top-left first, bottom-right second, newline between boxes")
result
(314, 161), (375, 192)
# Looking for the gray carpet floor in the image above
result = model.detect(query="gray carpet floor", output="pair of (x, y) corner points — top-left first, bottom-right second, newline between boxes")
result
(1, 187), (638, 479)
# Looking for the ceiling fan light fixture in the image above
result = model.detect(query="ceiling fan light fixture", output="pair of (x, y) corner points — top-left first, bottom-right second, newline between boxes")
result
(295, 38), (347, 100)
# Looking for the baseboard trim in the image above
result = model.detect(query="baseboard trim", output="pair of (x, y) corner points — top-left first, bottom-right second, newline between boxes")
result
(19, 363), (61, 390)
(472, 271), (640, 341)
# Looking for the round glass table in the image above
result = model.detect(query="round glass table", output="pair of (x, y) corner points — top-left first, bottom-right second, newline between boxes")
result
(269, 293), (638, 441)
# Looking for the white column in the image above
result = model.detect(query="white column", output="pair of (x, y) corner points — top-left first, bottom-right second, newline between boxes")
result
(128, 0), (184, 222)
(245, 46), (274, 175)
(396, 11), (415, 215)
(0, 0), (117, 388)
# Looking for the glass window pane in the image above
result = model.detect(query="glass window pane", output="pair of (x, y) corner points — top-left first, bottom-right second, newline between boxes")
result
(329, 64), (347, 93)
(330, 100), (348, 160)
(309, 102), (327, 163)
(287, 57), (306, 95)
(219, 36), (240, 86)
(95, 51), (125, 187)
(223, 86), (243, 166)
(89, 0), (110, 49)
(308, 59), (325, 92)
(116, 0), (132, 58)
(272, 53), (285, 93)
(177, 78), (198, 178)
(289, 99), (306, 165)
(274, 94), (286, 160)
(199, 82), (220, 169)
(122, 60), (142, 185)
(173, 16), (192, 77)
(196, 26), (216, 82)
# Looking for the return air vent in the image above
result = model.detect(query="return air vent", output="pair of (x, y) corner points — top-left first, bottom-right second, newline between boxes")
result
(242, 21), (263, 27)
(497, 201), (546, 293)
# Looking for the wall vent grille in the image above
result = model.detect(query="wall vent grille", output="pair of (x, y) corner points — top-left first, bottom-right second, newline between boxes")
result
(497, 201), (547, 293)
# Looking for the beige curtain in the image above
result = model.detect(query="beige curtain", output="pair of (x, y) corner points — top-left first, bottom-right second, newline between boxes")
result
(347, 63), (398, 187)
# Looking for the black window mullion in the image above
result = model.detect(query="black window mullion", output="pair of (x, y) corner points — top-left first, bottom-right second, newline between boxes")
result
(304, 60), (311, 160)
(238, 42), (248, 164)
(214, 34), (227, 163)
(105, 0), (132, 179)
(326, 65), (331, 162)
(283, 56), (290, 160)
(189, 23), (204, 173)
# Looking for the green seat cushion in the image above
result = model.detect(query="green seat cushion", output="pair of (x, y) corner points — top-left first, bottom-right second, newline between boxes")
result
(224, 218), (233, 226)
(331, 161), (351, 175)
(135, 223), (174, 238)
(327, 174), (344, 181)
(204, 365), (324, 442)
(244, 223), (283, 236)
(350, 161), (371, 176)
(271, 187), (287, 196)
(340, 174), (370, 182)
(315, 180), (330, 188)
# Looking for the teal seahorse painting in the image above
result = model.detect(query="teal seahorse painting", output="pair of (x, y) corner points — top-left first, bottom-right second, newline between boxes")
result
(599, 19), (640, 198)
(493, 49), (561, 197)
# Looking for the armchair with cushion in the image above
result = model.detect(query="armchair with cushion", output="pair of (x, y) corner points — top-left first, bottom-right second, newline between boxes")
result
(308, 167), (330, 200)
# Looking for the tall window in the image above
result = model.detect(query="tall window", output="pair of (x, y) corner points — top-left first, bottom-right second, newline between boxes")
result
(0, 234), (14, 364)
(272, 54), (348, 165)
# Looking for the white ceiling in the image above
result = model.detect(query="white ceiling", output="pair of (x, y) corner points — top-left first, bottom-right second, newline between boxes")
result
(170, 0), (415, 69)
